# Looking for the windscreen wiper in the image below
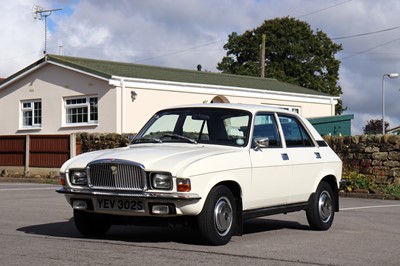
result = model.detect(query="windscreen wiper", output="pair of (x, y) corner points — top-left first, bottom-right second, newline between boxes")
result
(162, 133), (198, 144)
(131, 138), (162, 144)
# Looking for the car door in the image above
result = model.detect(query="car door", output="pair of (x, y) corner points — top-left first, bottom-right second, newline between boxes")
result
(277, 114), (325, 203)
(248, 113), (293, 209)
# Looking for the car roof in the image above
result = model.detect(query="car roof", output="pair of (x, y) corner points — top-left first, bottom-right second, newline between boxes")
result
(160, 103), (297, 116)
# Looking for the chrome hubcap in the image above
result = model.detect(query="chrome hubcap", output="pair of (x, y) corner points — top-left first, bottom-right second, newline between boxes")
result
(214, 196), (233, 236)
(318, 190), (333, 223)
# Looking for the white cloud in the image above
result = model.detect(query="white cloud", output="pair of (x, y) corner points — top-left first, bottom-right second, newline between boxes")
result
(2, 0), (400, 134)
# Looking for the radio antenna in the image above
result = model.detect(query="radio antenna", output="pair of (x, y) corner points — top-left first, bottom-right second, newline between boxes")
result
(32, 5), (62, 54)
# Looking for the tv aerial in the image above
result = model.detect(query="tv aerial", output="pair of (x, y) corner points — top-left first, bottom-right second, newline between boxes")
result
(32, 5), (62, 54)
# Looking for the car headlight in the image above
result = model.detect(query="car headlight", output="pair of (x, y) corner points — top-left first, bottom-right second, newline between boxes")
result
(150, 173), (172, 190)
(70, 170), (88, 186)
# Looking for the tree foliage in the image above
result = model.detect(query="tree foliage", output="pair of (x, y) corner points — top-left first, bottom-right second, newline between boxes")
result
(363, 119), (389, 134)
(217, 17), (344, 114)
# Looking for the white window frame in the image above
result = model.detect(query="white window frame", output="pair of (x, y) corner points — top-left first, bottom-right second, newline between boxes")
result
(21, 99), (42, 128)
(263, 104), (301, 115)
(64, 96), (98, 126)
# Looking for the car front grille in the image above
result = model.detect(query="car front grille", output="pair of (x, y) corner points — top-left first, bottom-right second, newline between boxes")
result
(87, 159), (147, 191)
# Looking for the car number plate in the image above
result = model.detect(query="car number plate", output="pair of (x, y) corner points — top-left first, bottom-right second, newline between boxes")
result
(97, 198), (144, 212)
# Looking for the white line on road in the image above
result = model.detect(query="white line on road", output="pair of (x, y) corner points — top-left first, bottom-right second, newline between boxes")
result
(341, 204), (400, 211)
(0, 187), (57, 191)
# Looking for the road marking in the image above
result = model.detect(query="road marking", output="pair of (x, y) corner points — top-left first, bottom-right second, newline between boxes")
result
(341, 204), (400, 211)
(0, 187), (56, 191)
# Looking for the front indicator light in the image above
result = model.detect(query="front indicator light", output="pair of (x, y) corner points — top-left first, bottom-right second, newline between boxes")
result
(60, 173), (66, 186)
(177, 178), (191, 192)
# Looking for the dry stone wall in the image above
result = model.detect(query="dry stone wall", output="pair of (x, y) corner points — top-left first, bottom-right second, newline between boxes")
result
(76, 133), (134, 153)
(324, 134), (400, 184)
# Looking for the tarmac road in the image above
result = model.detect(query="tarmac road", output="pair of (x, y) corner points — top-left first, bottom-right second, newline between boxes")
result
(1, 182), (399, 266)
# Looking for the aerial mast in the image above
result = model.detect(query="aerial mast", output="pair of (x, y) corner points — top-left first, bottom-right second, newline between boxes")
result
(32, 5), (62, 54)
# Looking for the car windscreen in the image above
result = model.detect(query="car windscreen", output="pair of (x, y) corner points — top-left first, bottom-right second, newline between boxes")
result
(134, 108), (251, 147)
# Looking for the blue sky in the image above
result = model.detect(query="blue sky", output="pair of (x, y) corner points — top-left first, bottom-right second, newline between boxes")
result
(2, 0), (400, 135)
(46, 4), (75, 32)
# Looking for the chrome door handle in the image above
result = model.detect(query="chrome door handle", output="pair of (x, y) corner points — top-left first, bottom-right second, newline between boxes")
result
(281, 153), (289, 160)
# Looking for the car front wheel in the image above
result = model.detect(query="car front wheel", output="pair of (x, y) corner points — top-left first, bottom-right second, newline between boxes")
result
(306, 181), (335, 230)
(197, 185), (236, 245)
(74, 210), (111, 237)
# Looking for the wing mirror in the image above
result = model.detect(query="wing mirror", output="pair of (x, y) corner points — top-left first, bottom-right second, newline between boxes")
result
(254, 137), (269, 150)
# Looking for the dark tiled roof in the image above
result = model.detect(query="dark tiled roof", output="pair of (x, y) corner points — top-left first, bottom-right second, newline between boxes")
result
(47, 55), (331, 97)
(2, 54), (332, 97)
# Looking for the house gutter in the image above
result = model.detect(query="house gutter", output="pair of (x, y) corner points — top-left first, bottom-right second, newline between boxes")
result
(109, 75), (340, 103)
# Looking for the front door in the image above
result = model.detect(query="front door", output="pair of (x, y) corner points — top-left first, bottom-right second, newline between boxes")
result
(248, 113), (293, 209)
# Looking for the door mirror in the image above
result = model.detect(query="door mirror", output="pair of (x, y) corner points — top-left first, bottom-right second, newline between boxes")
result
(254, 137), (269, 150)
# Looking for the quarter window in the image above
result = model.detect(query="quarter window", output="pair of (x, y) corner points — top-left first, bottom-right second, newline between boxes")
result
(65, 96), (98, 124)
(279, 115), (313, 147)
(21, 100), (42, 127)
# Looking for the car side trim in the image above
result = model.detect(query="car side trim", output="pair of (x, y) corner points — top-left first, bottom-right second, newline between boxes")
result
(242, 202), (308, 220)
(56, 187), (201, 201)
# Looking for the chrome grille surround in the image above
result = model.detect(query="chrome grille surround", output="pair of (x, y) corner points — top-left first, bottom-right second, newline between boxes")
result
(87, 159), (147, 191)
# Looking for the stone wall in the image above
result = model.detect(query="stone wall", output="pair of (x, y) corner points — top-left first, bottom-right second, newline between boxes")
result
(76, 133), (135, 153)
(76, 133), (400, 184)
(324, 134), (400, 184)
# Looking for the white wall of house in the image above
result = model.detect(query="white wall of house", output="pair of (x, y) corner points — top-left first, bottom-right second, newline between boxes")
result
(0, 63), (338, 135)
(0, 64), (118, 135)
(113, 77), (336, 133)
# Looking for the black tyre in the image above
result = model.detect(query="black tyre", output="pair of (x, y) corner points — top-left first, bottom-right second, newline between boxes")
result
(74, 210), (111, 237)
(306, 181), (335, 230)
(197, 185), (236, 245)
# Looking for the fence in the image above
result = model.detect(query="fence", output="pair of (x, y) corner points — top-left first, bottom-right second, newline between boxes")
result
(0, 134), (76, 176)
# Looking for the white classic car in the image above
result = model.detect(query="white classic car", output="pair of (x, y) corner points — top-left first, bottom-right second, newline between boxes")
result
(57, 103), (342, 245)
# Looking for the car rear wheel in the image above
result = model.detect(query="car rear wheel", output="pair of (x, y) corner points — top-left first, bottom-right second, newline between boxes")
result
(197, 185), (236, 245)
(306, 181), (335, 230)
(74, 210), (111, 237)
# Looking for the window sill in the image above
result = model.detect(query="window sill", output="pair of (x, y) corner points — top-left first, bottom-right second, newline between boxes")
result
(60, 123), (99, 129)
(17, 127), (42, 132)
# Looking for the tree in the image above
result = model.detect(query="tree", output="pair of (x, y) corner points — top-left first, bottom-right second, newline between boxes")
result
(363, 119), (389, 134)
(217, 17), (344, 114)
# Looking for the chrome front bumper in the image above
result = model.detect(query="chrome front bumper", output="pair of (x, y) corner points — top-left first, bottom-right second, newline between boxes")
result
(56, 187), (201, 201)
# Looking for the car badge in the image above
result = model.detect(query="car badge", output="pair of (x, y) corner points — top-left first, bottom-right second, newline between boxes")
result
(110, 165), (118, 175)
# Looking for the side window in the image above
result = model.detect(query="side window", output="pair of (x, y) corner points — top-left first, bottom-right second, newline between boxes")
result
(253, 113), (281, 148)
(278, 115), (313, 147)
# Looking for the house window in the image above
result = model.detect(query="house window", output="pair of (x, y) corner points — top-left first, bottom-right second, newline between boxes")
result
(263, 104), (301, 115)
(65, 96), (98, 124)
(21, 100), (42, 127)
